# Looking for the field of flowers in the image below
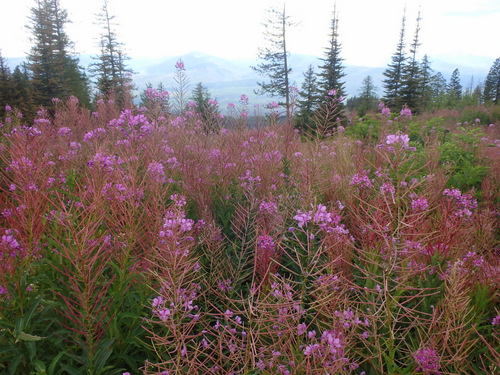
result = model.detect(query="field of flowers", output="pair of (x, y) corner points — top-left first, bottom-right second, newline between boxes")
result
(0, 92), (499, 374)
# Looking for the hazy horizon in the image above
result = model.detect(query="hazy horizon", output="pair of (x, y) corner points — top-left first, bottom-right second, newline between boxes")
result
(2, 0), (499, 70)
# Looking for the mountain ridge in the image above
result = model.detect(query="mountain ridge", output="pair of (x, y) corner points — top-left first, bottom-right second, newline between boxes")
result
(4, 52), (491, 108)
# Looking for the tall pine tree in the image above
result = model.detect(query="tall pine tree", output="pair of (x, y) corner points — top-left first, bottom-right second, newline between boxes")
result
(357, 75), (378, 117)
(27, 0), (89, 107)
(399, 10), (423, 112)
(317, 4), (345, 100)
(90, 0), (133, 105)
(383, 9), (407, 109)
(296, 64), (319, 131)
(0, 51), (13, 115)
(484, 58), (500, 104)
(447, 68), (462, 106)
(252, 5), (293, 121)
(419, 54), (434, 111)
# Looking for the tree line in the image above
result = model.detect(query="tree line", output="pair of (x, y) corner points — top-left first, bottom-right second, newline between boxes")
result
(0, 0), (132, 120)
(251, 5), (500, 130)
(0, 1), (500, 125)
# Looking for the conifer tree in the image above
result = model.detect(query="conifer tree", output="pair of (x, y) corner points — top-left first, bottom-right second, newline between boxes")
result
(357, 75), (378, 117)
(27, 0), (89, 107)
(419, 54), (434, 110)
(317, 4), (345, 101)
(383, 9), (407, 109)
(447, 68), (462, 106)
(400, 10), (423, 112)
(483, 58), (500, 104)
(0, 51), (13, 115)
(10, 65), (35, 119)
(252, 5), (293, 121)
(90, 0), (133, 105)
(191, 82), (211, 112)
(296, 64), (319, 131)
(430, 71), (447, 109)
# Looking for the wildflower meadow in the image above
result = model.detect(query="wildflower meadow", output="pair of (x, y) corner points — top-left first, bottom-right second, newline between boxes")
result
(0, 89), (499, 374)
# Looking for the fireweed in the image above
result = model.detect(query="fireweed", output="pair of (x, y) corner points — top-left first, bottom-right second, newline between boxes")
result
(0, 96), (498, 374)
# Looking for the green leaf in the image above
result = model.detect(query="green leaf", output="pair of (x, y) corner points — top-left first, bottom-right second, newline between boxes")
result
(33, 359), (47, 373)
(15, 331), (44, 343)
(47, 351), (67, 375)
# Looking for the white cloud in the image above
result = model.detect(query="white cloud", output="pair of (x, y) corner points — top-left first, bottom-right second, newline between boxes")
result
(1, 0), (498, 68)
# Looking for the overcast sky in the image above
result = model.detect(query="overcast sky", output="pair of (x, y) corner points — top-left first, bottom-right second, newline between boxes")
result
(1, 0), (499, 68)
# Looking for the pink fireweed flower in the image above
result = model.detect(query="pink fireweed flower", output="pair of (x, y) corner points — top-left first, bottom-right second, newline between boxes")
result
(294, 210), (312, 228)
(297, 323), (307, 335)
(386, 133), (410, 149)
(259, 200), (278, 215)
(411, 197), (429, 212)
(57, 127), (72, 136)
(267, 101), (279, 109)
(380, 182), (395, 195)
(157, 308), (171, 321)
(443, 188), (477, 218)
(400, 106), (412, 120)
(175, 60), (185, 70)
(240, 94), (249, 104)
(350, 171), (372, 188)
(413, 347), (440, 374)
(152, 296), (164, 308)
(328, 89), (337, 96)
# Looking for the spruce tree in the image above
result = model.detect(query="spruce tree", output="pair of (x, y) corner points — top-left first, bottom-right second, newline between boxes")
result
(90, 0), (133, 105)
(483, 58), (500, 104)
(400, 10), (423, 112)
(430, 71), (447, 109)
(383, 9), (407, 109)
(317, 4), (345, 100)
(27, 0), (89, 107)
(0, 51), (13, 115)
(419, 55), (434, 111)
(252, 5), (293, 121)
(447, 68), (462, 106)
(11, 65), (35, 120)
(358, 75), (378, 117)
(296, 64), (319, 131)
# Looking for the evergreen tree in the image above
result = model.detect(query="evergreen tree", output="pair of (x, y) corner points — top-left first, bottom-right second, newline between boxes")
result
(11, 65), (35, 120)
(252, 5), (293, 121)
(191, 82), (211, 112)
(357, 75), (378, 117)
(447, 68), (462, 106)
(0, 51), (13, 115)
(419, 54), (434, 110)
(90, 0), (133, 105)
(483, 58), (500, 104)
(383, 9), (407, 109)
(430, 71), (447, 109)
(296, 64), (319, 131)
(317, 4), (345, 100)
(400, 10), (423, 112)
(27, 0), (89, 107)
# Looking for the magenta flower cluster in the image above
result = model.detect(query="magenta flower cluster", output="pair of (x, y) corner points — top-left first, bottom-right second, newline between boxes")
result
(413, 347), (441, 374)
(443, 188), (477, 218)
(386, 133), (410, 149)
(159, 195), (195, 241)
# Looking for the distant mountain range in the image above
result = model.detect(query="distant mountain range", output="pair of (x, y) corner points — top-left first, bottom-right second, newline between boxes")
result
(5, 52), (492, 109)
